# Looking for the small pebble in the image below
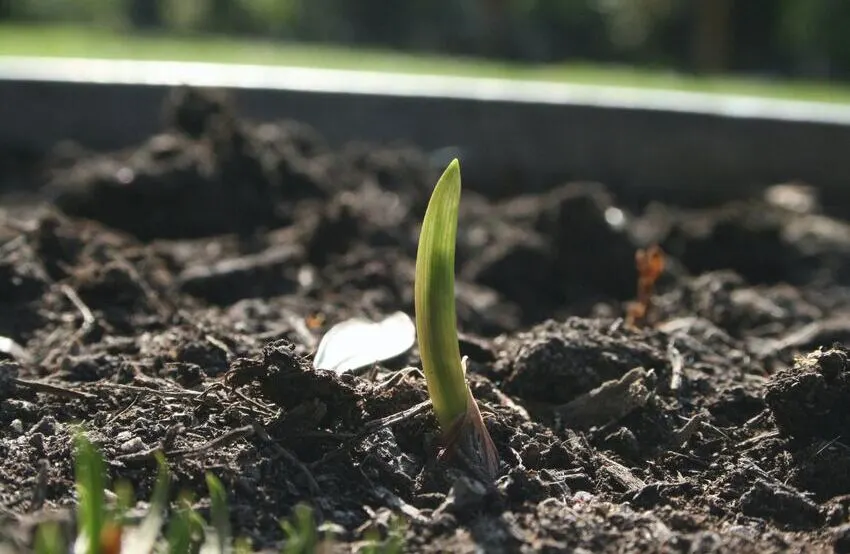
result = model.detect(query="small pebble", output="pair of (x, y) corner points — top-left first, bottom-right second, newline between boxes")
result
(29, 432), (44, 451)
(572, 490), (595, 504)
(1, 399), (36, 419)
(436, 476), (488, 516)
(30, 416), (57, 436)
(9, 418), (23, 435)
(120, 437), (145, 454)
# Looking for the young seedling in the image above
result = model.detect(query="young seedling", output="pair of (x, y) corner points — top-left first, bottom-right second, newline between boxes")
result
(72, 433), (111, 554)
(414, 159), (499, 481)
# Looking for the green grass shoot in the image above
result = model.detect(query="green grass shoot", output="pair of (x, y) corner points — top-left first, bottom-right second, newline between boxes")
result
(205, 472), (233, 553)
(414, 159), (468, 429)
(73, 433), (107, 554)
(414, 159), (500, 480)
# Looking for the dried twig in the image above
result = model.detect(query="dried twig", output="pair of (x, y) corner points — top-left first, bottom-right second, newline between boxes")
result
(115, 425), (255, 464)
(104, 394), (142, 426)
(165, 425), (255, 458)
(672, 412), (708, 447)
(112, 254), (172, 317)
(97, 382), (204, 399)
(556, 367), (652, 431)
(599, 453), (646, 492)
(205, 334), (233, 358)
(371, 366), (424, 392)
(59, 284), (96, 337)
(667, 339), (685, 391)
(13, 377), (97, 400)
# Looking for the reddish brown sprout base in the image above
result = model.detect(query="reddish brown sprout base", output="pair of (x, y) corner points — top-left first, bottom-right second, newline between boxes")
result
(626, 244), (666, 328)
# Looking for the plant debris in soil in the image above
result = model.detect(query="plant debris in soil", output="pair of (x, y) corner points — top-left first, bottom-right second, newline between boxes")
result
(2, 87), (850, 552)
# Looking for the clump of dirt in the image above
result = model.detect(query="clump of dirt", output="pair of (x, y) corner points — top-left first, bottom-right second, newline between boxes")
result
(765, 346), (850, 441)
(2, 87), (850, 552)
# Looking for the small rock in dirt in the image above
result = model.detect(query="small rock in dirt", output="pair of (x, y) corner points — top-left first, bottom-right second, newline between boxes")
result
(764, 182), (819, 214)
(28, 432), (44, 453)
(572, 490), (595, 504)
(563, 472), (595, 492)
(0, 399), (36, 423)
(176, 340), (229, 375)
(120, 437), (146, 454)
(165, 362), (205, 387)
(502, 467), (571, 504)
(29, 416), (57, 436)
(739, 478), (822, 527)
(434, 476), (492, 519)
(253, 340), (362, 426)
(558, 367), (653, 431)
(764, 346), (850, 440)
(602, 427), (641, 461)
(9, 418), (23, 435)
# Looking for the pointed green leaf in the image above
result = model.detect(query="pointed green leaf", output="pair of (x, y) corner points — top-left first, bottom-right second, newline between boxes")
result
(414, 159), (468, 429)
(166, 493), (202, 554)
(123, 452), (170, 554)
(205, 472), (231, 554)
(73, 433), (106, 554)
(34, 522), (65, 554)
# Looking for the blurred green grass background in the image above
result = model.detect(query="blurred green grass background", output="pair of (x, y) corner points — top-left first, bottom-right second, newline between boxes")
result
(3, 23), (850, 104)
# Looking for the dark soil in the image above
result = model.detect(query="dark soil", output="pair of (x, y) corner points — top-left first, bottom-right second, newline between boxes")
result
(2, 88), (850, 553)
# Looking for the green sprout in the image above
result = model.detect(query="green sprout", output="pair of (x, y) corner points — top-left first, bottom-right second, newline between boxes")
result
(33, 522), (65, 554)
(72, 433), (109, 554)
(41, 433), (243, 554)
(414, 159), (499, 480)
(281, 503), (336, 554)
(205, 472), (232, 552)
(359, 513), (406, 554)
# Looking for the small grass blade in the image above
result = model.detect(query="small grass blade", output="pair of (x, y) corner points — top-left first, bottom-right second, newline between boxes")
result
(73, 433), (107, 554)
(204, 472), (232, 554)
(166, 493), (203, 554)
(281, 503), (320, 554)
(34, 522), (65, 554)
(122, 451), (171, 554)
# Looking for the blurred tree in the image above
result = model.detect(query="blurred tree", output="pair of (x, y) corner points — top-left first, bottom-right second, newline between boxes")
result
(6, 0), (850, 79)
(691, 0), (732, 73)
(128, 0), (162, 29)
(204, 0), (253, 34)
(779, 0), (850, 77)
(341, 0), (411, 47)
